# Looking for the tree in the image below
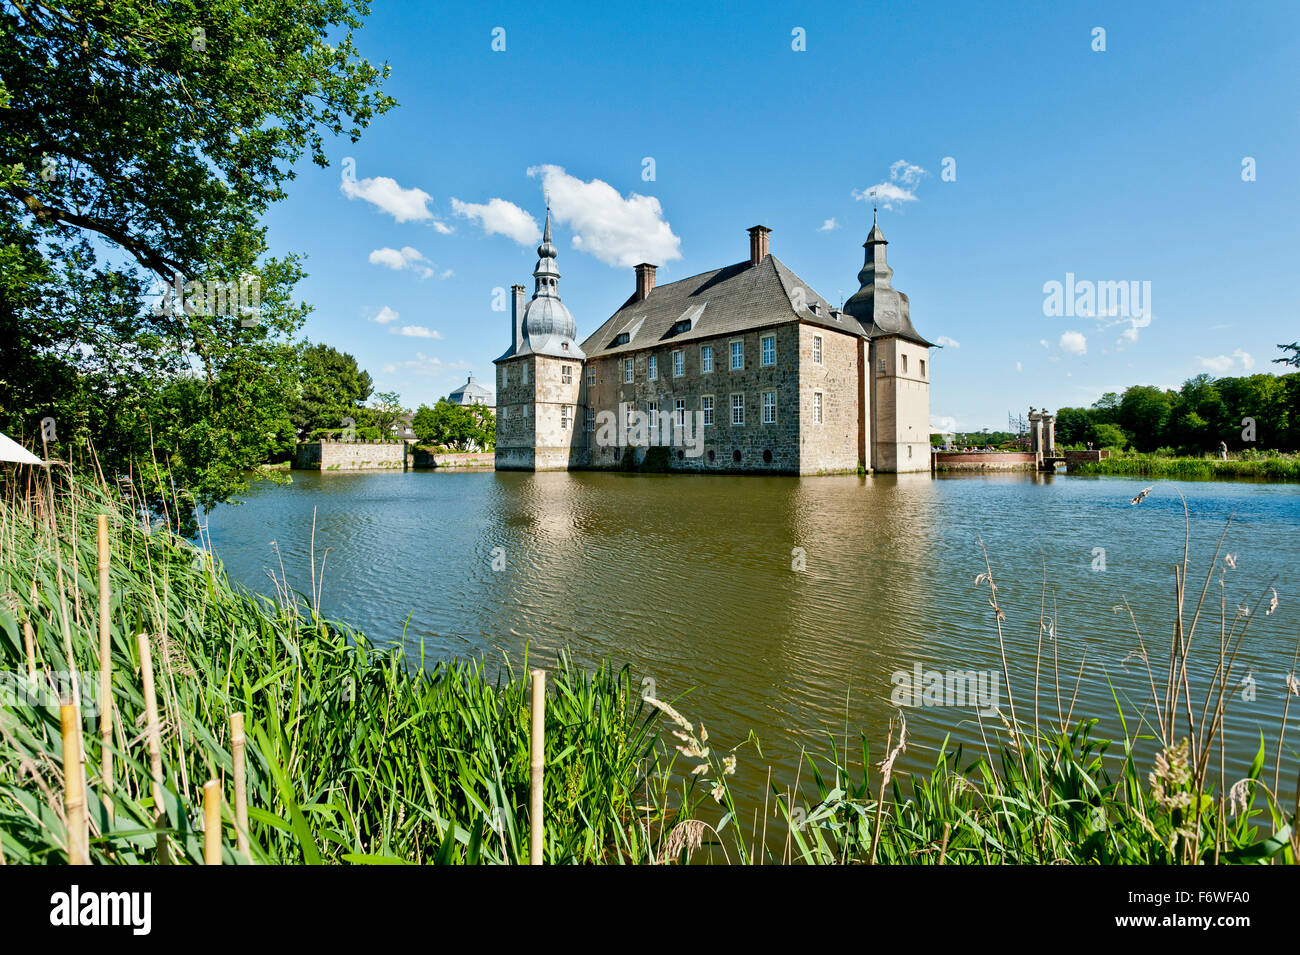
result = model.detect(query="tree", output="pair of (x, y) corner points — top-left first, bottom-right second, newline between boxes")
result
(1275, 343), (1299, 368)
(411, 400), (495, 450)
(292, 343), (373, 439)
(0, 0), (395, 515)
(1054, 407), (1094, 446)
(366, 391), (407, 440)
(1117, 386), (1173, 451)
(1092, 423), (1127, 449)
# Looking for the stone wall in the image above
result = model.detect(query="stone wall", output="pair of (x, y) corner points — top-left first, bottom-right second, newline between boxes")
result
(932, 450), (1037, 471)
(411, 449), (495, 469)
(494, 353), (584, 470)
(870, 336), (931, 473)
(798, 323), (861, 473)
(585, 323), (808, 473)
(293, 441), (406, 472)
(1064, 449), (1112, 466)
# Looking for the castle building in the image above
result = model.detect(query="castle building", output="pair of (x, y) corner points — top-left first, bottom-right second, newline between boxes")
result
(494, 212), (934, 474)
(447, 374), (495, 409)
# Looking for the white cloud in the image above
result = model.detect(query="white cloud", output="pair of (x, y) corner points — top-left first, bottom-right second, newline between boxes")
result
(369, 246), (434, 279)
(450, 197), (540, 245)
(371, 305), (399, 325)
(432, 220), (454, 235)
(1039, 339), (1050, 349)
(527, 164), (683, 268)
(817, 218), (839, 232)
(380, 354), (472, 377)
(852, 159), (929, 211)
(1060, 331), (1088, 355)
(438, 268), (455, 279)
(936, 335), (960, 348)
(394, 325), (441, 339)
(341, 175), (433, 223)
(1197, 349), (1254, 374)
(930, 414), (959, 433)
(1015, 361), (1023, 372)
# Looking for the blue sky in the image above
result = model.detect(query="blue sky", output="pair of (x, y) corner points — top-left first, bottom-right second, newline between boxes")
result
(262, 0), (1300, 431)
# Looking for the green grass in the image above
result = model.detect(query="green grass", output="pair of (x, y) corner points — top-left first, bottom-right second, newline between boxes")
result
(1, 468), (1296, 864)
(1071, 450), (1300, 480)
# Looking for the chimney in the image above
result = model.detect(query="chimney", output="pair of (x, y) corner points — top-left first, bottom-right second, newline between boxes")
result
(510, 284), (526, 351)
(747, 225), (771, 266)
(634, 263), (657, 302)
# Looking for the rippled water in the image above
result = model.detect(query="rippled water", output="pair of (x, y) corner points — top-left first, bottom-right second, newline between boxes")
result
(205, 470), (1300, 810)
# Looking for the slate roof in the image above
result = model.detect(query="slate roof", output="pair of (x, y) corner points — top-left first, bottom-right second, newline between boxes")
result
(579, 255), (868, 359)
(448, 375), (495, 405)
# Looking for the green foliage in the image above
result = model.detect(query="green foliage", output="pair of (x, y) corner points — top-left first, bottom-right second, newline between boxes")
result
(292, 343), (373, 440)
(1091, 422), (1128, 450)
(411, 400), (494, 450)
(0, 0), (395, 514)
(1071, 450), (1300, 479)
(1052, 372), (1300, 456)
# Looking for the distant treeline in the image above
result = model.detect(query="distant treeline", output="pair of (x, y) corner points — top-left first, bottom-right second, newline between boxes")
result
(1058, 365), (1300, 453)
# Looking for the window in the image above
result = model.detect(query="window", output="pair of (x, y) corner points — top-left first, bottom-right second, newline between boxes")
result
(702, 345), (714, 373)
(908, 445), (914, 459)
(920, 359), (926, 378)
(730, 340), (743, 370)
(501, 406), (508, 421)
(522, 364), (529, 385)
(587, 369), (595, 386)
(761, 335), (775, 366)
(813, 335), (823, 365)
(561, 405), (569, 429)
(877, 358), (886, 374)
(902, 355), (908, 374)
(702, 395), (714, 426)
(612, 332), (630, 346)
(731, 393), (744, 425)
(623, 358), (634, 383)
(625, 406), (636, 429)
(562, 365), (572, 384)
(648, 355), (658, 380)
(672, 319), (692, 335)
(762, 391), (776, 424)
(675, 398), (685, 428)
(813, 392), (823, 425)
(501, 367), (508, 388)
(673, 349), (684, 377)
(648, 401), (658, 433)
(585, 408), (594, 430)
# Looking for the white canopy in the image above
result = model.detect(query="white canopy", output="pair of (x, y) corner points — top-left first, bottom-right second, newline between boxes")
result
(0, 431), (45, 465)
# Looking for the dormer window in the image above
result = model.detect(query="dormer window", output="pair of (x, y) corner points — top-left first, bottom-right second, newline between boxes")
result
(612, 332), (630, 347)
(673, 319), (692, 335)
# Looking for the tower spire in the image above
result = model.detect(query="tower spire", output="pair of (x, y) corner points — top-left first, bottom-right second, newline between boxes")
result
(532, 205), (561, 299)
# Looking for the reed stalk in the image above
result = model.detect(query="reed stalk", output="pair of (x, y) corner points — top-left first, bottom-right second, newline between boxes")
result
(529, 668), (545, 865)
(59, 703), (88, 865)
(203, 779), (222, 865)
(137, 630), (167, 862)
(96, 513), (113, 819)
(230, 712), (249, 856)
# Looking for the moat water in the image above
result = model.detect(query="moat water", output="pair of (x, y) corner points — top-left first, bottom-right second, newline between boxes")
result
(205, 469), (1300, 813)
